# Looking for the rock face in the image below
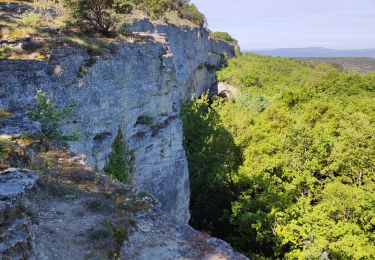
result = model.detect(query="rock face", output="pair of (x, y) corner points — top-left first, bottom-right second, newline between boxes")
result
(121, 205), (248, 260)
(0, 20), (235, 223)
(0, 113), (41, 137)
(0, 169), (38, 259)
(0, 169), (39, 203)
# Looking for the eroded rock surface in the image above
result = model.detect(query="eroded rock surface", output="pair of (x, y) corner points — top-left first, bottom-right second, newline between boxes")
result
(0, 113), (41, 137)
(121, 205), (248, 260)
(0, 169), (38, 208)
(0, 169), (38, 259)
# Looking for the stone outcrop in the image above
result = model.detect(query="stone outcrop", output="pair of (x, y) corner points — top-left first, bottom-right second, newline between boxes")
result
(0, 169), (38, 259)
(0, 169), (38, 203)
(121, 205), (247, 260)
(0, 20), (235, 223)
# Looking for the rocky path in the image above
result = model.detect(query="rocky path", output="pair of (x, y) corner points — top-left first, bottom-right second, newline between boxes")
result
(29, 195), (115, 259)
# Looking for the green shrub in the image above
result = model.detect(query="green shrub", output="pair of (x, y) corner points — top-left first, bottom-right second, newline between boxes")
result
(86, 200), (104, 212)
(210, 31), (238, 45)
(0, 136), (11, 168)
(0, 46), (12, 59)
(136, 115), (155, 127)
(28, 90), (78, 146)
(132, 0), (205, 26)
(62, 0), (131, 36)
(142, 0), (179, 17)
(178, 4), (206, 27)
(19, 12), (43, 27)
(113, 0), (134, 14)
(88, 219), (114, 240)
(104, 128), (134, 183)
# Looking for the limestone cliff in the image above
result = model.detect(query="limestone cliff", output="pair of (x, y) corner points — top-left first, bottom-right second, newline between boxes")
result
(0, 19), (235, 224)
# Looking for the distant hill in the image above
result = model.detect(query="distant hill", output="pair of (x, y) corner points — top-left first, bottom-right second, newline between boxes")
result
(293, 57), (375, 73)
(247, 47), (375, 58)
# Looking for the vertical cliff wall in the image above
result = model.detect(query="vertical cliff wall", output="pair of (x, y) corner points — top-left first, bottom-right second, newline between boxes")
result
(0, 20), (235, 223)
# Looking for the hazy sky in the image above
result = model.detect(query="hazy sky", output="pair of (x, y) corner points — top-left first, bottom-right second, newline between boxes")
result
(191, 0), (375, 50)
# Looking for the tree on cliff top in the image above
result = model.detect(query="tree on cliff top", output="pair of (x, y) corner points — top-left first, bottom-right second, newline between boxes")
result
(63, 0), (132, 36)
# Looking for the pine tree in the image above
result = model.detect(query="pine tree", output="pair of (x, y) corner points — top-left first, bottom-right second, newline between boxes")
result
(104, 127), (131, 183)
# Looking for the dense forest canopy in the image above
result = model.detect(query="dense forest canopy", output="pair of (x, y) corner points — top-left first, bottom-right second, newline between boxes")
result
(182, 54), (375, 259)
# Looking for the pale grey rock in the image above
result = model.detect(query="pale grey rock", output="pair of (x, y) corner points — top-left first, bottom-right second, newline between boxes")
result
(0, 113), (41, 137)
(0, 217), (33, 259)
(208, 238), (249, 260)
(211, 81), (238, 99)
(0, 2), (32, 14)
(0, 169), (38, 202)
(121, 204), (248, 260)
(0, 20), (235, 224)
(0, 169), (37, 259)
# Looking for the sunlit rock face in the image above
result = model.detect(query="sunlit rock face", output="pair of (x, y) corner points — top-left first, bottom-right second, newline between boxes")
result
(0, 20), (235, 223)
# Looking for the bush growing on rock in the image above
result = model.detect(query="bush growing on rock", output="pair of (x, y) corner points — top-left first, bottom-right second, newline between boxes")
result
(104, 128), (134, 183)
(132, 0), (206, 27)
(28, 90), (78, 146)
(0, 136), (12, 169)
(210, 31), (238, 45)
(178, 4), (206, 27)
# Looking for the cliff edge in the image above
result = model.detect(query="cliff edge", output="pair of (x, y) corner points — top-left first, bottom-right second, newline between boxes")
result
(0, 18), (235, 223)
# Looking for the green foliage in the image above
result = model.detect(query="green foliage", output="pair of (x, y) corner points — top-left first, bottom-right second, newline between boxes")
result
(136, 115), (155, 127)
(62, 0), (131, 36)
(134, 0), (205, 26)
(61, 0), (205, 35)
(139, 0), (179, 17)
(0, 136), (12, 169)
(181, 94), (242, 236)
(178, 3), (206, 27)
(186, 54), (375, 258)
(19, 11), (43, 27)
(88, 219), (115, 240)
(104, 128), (133, 183)
(0, 46), (12, 59)
(28, 90), (78, 146)
(210, 31), (238, 45)
(86, 200), (104, 212)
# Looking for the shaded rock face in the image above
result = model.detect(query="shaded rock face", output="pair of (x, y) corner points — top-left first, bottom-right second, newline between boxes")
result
(0, 21), (235, 223)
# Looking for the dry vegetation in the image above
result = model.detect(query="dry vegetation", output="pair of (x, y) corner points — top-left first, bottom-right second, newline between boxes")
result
(0, 126), (155, 258)
(0, 0), (205, 60)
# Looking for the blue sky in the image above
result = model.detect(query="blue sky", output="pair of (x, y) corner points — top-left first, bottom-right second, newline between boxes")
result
(191, 0), (375, 50)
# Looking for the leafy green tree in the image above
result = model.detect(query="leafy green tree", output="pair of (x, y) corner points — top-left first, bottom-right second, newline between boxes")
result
(181, 94), (242, 236)
(185, 53), (375, 258)
(63, 0), (132, 35)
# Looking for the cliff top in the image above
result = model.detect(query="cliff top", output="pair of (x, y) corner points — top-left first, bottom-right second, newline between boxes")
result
(0, 0), (208, 60)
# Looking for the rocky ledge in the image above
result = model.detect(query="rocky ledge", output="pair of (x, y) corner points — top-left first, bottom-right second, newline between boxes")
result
(0, 169), (38, 259)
